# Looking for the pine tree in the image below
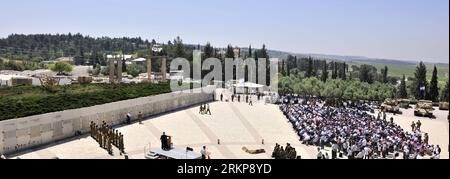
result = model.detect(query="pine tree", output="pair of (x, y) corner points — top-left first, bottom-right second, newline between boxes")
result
(339, 62), (347, 80)
(122, 58), (127, 72)
(173, 36), (185, 58)
(399, 74), (408, 99)
(441, 81), (449, 102)
(321, 61), (328, 82)
(305, 57), (313, 78)
(359, 64), (374, 84)
(428, 65), (439, 102)
(382, 66), (389, 83)
(204, 42), (214, 59)
(280, 60), (286, 76)
(413, 61), (428, 100)
(331, 61), (337, 79)
(225, 45), (234, 59)
(260, 44), (269, 60)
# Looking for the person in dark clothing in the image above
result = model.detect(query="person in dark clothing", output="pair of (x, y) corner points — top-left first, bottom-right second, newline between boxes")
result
(206, 104), (212, 115)
(161, 132), (168, 150)
(126, 113), (131, 124)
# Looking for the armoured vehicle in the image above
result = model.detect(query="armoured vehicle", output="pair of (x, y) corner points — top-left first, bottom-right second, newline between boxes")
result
(398, 99), (411, 109)
(439, 102), (449, 110)
(381, 98), (401, 114)
(414, 100), (434, 118)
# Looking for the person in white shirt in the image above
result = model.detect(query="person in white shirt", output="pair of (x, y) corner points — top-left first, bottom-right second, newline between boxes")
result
(200, 146), (211, 159)
(355, 151), (364, 159)
(316, 148), (323, 159)
(331, 143), (338, 159)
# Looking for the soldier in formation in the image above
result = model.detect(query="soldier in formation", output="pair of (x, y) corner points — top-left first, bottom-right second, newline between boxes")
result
(272, 143), (297, 159)
(90, 121), (125, 155)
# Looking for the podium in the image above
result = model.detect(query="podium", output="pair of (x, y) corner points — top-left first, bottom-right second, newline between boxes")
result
(166, 136), (172, 149)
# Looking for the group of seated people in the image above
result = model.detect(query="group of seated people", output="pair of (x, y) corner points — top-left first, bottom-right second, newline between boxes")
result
(279, 96), (442, 159)
(272, 143), (299, 159)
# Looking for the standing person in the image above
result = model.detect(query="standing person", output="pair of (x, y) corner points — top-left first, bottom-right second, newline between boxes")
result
(424, 133), (429, 145)
(220, 93), (223, 101)
(238, 95), (241, 102)
(201, 146), (211, 159)
(138, 112), (143, 124)
(231, 94), (235, 102)
(416, 120), (422, 131)
(246, 95), (249, 103)
(383, 111), (387, 121)
(411, 121), (416, 131)
(160, 132), (168, 150)
(206, 104), (212, 115)
(249, 98), (253, 106)
(316, 148), (323, 159)
(390, 117), (394, 124)
(199, 104), (204, 114)
(331, 143), (338, 159)
(126, 113), (132, 124)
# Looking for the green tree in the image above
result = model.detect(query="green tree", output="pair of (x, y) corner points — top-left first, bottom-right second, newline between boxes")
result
(50, 62), (73, 75)
(398, 74), (408, 99)
(101, 66), (109, 76)
(331, 61), (337, 79)
(305, 57), (313, 78)
(260, 44), (269, 60)
(173, 36), (185, 58)
(338, 62), (347, 80)
(91, 64), (101, 76)
(428, 66), (439, 102)
(359, 64), (374, 84)
(74, 48), (85, 65)
(225, 45), (234, 59)
(441, 81), (449, 102)
(321, 61), (328, 82)
(204, 42), (214, 59)
(413, 61), (428, 100)
(127, 64), (143, 77)
(382, 66), (389, 83)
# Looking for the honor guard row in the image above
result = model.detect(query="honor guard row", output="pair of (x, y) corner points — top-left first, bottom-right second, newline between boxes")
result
(90, 121), (125, 155)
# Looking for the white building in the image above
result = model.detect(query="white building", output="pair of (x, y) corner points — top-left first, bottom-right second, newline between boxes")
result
(0, 74), (32, 87)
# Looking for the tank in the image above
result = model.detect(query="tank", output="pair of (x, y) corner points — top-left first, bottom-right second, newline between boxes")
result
(439, 102), (449, 110)
(381, 98), (402, 114)
(414, 100), (434, 118)
(398, 99), (411, 109)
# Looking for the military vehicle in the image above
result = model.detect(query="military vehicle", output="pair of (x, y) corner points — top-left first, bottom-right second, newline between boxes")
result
(398, 99), (411, 109)
(381, 98), (402, 114)
(414, 100), (434, 118)
(439, 102), (449, 110)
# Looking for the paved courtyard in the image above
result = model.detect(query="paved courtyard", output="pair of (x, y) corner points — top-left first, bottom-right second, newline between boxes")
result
(8, 99), (449, 159)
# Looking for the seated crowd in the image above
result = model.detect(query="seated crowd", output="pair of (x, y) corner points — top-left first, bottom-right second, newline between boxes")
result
(279, 96), (442, 159)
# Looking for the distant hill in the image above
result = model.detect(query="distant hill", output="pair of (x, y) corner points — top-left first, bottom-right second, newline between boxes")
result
(257, 48), (449, 80)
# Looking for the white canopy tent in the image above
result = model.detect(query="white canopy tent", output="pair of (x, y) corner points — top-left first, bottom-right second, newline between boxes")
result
(232, 82), (264, 94)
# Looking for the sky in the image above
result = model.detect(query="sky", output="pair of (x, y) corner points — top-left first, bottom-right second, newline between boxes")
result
(0, 0), (448, 63)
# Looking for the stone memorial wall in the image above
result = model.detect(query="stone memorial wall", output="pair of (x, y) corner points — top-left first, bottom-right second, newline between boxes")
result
(0, 90), (214, 155)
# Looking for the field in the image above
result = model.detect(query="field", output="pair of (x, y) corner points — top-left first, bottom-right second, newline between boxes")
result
(351, 62), (449, 84)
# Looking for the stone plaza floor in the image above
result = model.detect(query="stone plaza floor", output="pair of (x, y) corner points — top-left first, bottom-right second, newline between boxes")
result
(8, 99), (449, 159)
